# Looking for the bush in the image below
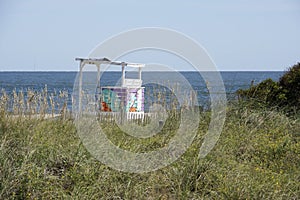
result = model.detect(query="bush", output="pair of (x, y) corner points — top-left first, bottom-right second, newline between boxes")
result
(237, 62), (300, 114)
(237, 79), (280, 105)
(278, 63), (300, 109)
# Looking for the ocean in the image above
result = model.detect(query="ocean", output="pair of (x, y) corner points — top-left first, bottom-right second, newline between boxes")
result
(0, 71), (284, 111)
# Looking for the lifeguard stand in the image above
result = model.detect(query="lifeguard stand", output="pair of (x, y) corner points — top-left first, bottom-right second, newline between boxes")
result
(75, 57), (145, 120)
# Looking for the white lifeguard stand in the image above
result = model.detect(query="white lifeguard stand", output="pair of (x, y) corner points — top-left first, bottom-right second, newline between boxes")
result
(75, 57), (145, 120)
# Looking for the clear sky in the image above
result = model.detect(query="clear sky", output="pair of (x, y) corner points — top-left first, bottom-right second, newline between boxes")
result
(0, 0), (299, 71)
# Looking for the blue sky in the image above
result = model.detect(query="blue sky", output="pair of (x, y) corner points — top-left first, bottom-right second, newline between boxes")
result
(0, 0), (299, 71)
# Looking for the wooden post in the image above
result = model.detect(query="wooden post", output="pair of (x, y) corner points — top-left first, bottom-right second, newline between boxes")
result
(96, 63), (101, 110)
(138, 66), (142, 81)
(122, 63), (125, 87)
(96, 63), (101, 87)
(78, 61), (84, 114)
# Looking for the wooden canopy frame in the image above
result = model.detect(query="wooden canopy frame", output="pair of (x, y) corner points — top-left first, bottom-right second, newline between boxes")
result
(75, 57), (145, 113)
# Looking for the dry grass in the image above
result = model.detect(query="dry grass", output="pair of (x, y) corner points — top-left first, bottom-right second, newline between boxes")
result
(0, 87), (69, 119)
(0, 87), (299, 199)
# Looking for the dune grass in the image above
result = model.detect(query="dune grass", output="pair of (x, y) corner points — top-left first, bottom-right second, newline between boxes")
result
(0, 87), (299, 199)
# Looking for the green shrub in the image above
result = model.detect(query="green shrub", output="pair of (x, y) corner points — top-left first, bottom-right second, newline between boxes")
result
(237, 78), (280, 104)
(237, 62), (300, 114)
(278, 62), (300, 109)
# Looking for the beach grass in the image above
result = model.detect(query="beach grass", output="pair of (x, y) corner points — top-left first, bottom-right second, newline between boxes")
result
(0, 89), (299, 199)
